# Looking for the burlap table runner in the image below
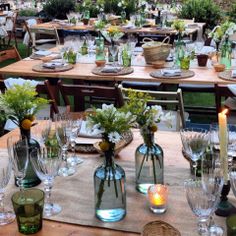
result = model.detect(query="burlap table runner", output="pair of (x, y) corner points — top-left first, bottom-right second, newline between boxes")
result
(2, 130), (232, 236)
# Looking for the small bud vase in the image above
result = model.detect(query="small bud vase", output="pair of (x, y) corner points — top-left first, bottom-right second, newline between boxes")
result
(135, 128), (164, 194)
(94, 143), (126, 222)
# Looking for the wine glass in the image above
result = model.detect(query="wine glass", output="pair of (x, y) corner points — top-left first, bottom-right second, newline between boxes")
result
(108, 45), (119, 67)
(86, 35), (95, 57)
(7, 136), (29, 192)
(0, 152), (15, 225)
(201, 152), (224, 235)
(180, 128), (209, 178)
(31, 147), (62, 217)
(184, 179), (218, 235)
(55, 113), (76, 177)
(67, 118), (83, 166)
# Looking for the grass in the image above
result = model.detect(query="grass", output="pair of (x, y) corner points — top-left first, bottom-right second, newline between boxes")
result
(1, 41), (217, 124)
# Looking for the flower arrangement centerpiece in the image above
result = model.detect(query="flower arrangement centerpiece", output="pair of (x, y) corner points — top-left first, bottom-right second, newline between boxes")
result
(172, 19), (186, 41)
(117, 0), (128, 23)
(0, 82), (48, 137)
(101, 25), (124, 44)
(87, 104), (134, 222)
(121, 89), (173, 194)
(0, 82), (49, 188)
(209, 20), (236, 68)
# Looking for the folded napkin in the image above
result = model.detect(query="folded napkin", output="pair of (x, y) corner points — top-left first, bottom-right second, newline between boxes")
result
(122, 22), (135, 29)
(4, 77), (39, 89)
(101, 65), (122, 73)
(161, 69), (181, 76)
(78, 121), (102, 138)
(34, 50), (52, 56)
(43, 62), (65, 69)
(199, 46), (216, 55)
(232, 70), (236, 78)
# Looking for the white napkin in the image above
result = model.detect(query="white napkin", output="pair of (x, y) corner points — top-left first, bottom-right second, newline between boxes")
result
(231, 70), (236, 78)
(78, 121), (102, 138)
(199, 46), (216, 55)
(101, 65), (122, 73)
(34, 50), (52, 56)
(43, 62), (65, 69)
(4, 77), (39, 89)
(161, 69), (181, 76)
(122, 22), (135, 29)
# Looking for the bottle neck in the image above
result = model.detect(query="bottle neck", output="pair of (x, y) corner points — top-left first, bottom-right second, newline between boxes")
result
(141, 128), (155, 147)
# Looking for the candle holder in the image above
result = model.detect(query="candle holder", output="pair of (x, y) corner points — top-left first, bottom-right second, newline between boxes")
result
(215, 180), (236, 217)
(147, 184), (168, 214)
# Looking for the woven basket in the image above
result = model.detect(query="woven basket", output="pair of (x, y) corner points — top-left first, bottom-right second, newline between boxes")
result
(142, 37), (171, 64)
(142, 220), (181, 236)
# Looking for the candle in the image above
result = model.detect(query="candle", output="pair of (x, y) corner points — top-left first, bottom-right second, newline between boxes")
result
(147, 185), (168, 214)
(218, 109), (228, 182)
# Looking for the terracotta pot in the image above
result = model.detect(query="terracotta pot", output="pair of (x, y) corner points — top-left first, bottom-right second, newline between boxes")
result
(197, 54), (208, 67)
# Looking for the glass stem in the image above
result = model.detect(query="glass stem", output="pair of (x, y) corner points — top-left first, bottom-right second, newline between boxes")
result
(44, 180), (53, 207)
(197, 217), (209, 235)
(192, 161), (197, 180)
(0, 191), (4, 213)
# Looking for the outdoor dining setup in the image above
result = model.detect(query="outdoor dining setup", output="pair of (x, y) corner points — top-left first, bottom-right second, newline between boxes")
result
(2, 0), (236, 236)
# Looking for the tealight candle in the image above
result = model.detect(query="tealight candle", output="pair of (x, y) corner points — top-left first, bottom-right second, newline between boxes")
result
(147, 184), (168, 214)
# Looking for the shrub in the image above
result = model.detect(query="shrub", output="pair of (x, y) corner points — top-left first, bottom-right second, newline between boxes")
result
(178, 0), (222, 29)
(18, 9), (38, 17)
(43, 0), (75, 20)
(228, 3), (236, 22)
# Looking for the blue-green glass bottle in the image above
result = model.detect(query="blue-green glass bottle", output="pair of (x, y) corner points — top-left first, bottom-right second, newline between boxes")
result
(135, 128), (164, 194)
(94, 145), (126, 222)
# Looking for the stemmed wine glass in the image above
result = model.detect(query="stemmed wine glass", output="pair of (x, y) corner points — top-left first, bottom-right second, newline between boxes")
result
(67, 118), (83, 166)
(180, 128), (209, 178)
(55, 113), (76, 177)
(201, 152), (224, 235)
(31, 147), (62, 217)
(184, 179), (219, 235)
(108, 45), (119, 67)
(0, 152), (15, 225)
(7, 136), (29, 192)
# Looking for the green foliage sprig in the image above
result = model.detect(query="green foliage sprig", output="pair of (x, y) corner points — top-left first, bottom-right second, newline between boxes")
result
(0, 83), (49, 127)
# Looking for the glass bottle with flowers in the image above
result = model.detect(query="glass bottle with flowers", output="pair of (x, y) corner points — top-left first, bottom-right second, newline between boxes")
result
(87, 104), (134, 222)
(121, 90), (173, 194)
(0, 82), (48, 187)
(172, 19), (186, 67)
(118, 0), (128, 24)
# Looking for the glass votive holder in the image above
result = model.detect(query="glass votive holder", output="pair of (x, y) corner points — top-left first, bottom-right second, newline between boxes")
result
(11, 189), (45, 235)
(226, 214), (236, 235)
(147, 184), (168, 214)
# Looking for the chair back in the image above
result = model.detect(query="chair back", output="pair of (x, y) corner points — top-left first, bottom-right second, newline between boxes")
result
(118, 85), (186, 130)
(58, 80), (121, 112)
(0, 46), (21, 63)
(34, 27), (60, 45)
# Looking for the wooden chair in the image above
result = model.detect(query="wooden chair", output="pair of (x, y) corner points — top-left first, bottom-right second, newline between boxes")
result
(24, 20), (60, 55)
(36, 80), (66, 119)
(0, 46), (21, 91)
(6, 10), (18, 48)
(58, 80), (122, 112)
(118, 85), (187, 131)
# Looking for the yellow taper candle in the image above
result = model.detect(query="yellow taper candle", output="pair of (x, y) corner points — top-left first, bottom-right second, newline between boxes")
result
(218, 109), (228, 182)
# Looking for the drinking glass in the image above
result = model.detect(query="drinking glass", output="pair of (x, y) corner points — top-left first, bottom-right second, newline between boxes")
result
(201, 152), (224, 235)
(108, 45), (119, 67)
(55, 114), (76, 177)
(87, 35), (95, 57)
(31, 147), (62, 217)
(7, 136), (29, 191)
(180, 128), (209, 178)
(184, 179), (217, 235)
(0, 152), (15, 225)
(67, 119), (83, 166)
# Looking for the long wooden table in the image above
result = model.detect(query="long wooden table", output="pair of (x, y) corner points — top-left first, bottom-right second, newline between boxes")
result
(0, 58), (233, 85)
(31, 21), (205, 36)
(0, 127), (233, 236)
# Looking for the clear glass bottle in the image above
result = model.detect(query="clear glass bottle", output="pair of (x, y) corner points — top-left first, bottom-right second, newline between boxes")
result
(94, 145), (126, 222)
(135, 128), (164, 194)
(220, 34), (232, 70)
